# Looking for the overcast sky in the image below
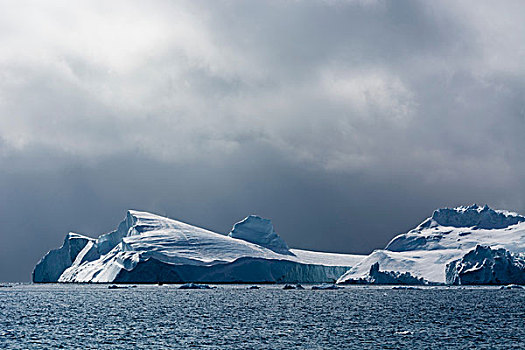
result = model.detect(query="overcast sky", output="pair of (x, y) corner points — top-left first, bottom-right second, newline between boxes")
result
(1, 0), (524, 281)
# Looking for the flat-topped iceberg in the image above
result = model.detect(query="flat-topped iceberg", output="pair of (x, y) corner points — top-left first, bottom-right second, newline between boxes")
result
(33, 210), (363, 283)
(337, 204), (525, 285)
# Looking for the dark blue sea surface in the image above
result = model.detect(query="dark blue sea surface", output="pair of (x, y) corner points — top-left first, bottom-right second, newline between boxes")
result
(1, 284), (524, 349)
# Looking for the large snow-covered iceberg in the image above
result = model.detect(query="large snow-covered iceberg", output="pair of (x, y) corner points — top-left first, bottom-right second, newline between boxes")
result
(33, 210), (363, 283)
(337, 204), (525, 284)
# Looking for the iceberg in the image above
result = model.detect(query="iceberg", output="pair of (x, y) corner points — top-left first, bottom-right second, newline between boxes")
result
(445, 245), (525, 285)
(338, 204), (525, 284)
(179, 283), (214, 289)
(500, 284), (523, 290)
(311, 283), (342, 290)
(107, 284), (135, 289)
(282, 284), (305, 290)
(33, 210), (364, 284)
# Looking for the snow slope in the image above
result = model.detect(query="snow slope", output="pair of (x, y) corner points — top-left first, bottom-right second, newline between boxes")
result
(34, 210), (363, 283)
(338, 204), (525, 284)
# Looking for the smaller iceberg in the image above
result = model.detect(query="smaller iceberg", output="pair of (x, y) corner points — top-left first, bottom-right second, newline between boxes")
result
(179, 283), (214, 289)
(500, 284), (523, 290)
(282, 284), (305, 290)
(108, 284), (134, 289)
(311, 284), (341, 290)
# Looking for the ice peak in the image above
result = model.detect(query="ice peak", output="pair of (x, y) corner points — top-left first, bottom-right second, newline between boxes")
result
(428, 204), (524, 229)
(228, 215), (292, 255)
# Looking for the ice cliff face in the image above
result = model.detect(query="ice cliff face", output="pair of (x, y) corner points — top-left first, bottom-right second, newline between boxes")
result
(228, 215), (291, 255)
(338, 204), (525, 284)
(446, 245), (525, 285)
(32, 233), (96, 283)
(33, 210), (363, 283)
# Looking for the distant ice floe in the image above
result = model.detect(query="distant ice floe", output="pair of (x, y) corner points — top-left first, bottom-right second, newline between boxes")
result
(500, 284), (523, 290)
(282, 284), (305, 290)
(179, 283), (214, 289)
(311, 284), (342, 290)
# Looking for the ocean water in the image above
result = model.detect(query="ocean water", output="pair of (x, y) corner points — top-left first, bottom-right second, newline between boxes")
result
(1, 284), (524, 349)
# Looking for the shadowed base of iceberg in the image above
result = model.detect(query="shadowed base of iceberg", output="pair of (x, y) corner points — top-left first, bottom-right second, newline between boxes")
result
(338, 262), (432, 285)
(110, 257), (350, 284)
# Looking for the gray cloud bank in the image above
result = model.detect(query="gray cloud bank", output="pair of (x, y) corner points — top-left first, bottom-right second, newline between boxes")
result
(1, 1), (524, 281)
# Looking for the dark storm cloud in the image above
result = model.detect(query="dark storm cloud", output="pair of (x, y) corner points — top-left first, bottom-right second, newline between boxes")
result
(1, 0), (524, 281)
